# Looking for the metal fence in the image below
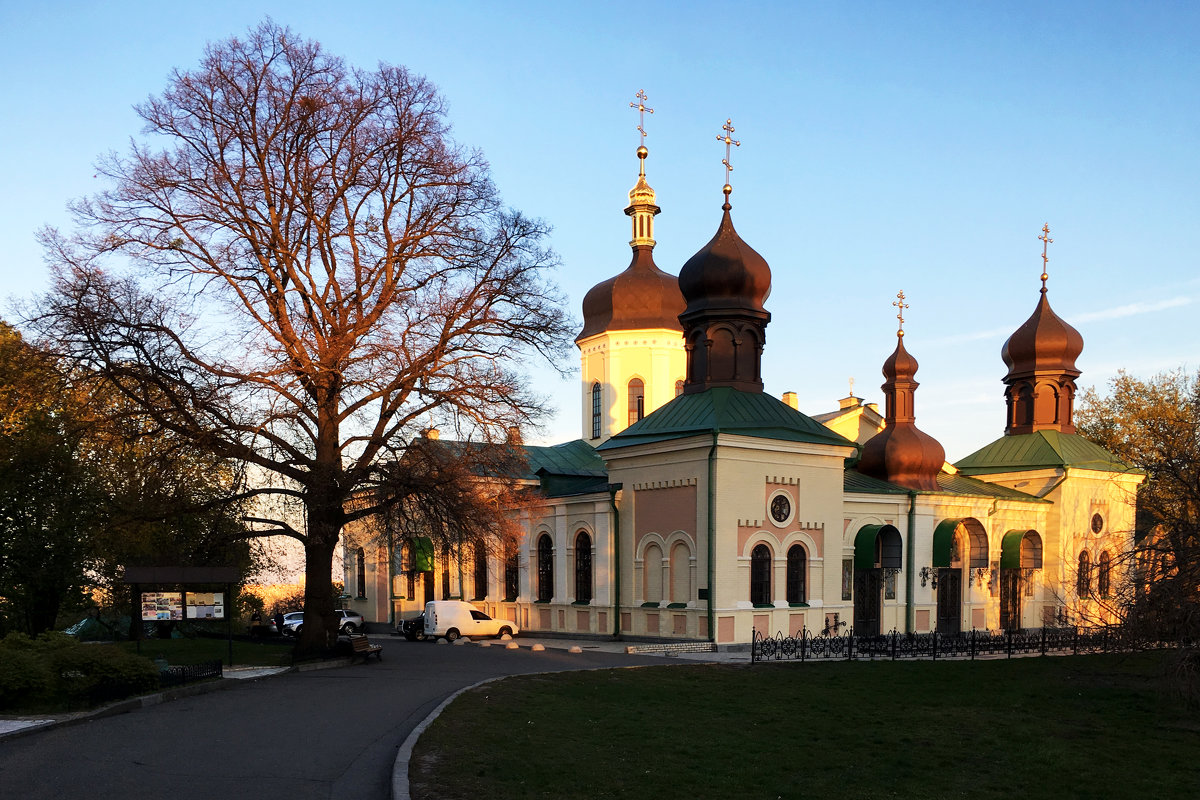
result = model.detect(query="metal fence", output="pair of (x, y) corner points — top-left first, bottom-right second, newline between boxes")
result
(751, 626), (1152, 663)
(159, 659), (224, 687)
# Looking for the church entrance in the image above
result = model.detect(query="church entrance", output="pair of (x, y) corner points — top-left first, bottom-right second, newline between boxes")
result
(854, 569), (882, 636)
(1000, 570), (1020, 631)
(852, 524), (902, 637)
(936, 568), (962, 634)
(999, 529), (1043, 632)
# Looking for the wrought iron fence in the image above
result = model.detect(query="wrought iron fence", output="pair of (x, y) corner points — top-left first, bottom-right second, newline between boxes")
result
(751, 625), (1154, 663)
(159, 659), (224, 688)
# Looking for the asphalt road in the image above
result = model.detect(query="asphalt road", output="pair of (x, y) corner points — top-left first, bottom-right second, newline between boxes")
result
(0, 640), (666, 800)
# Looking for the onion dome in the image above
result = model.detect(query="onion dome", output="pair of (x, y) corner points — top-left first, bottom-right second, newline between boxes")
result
(1000, 292), (1083, 381)
(858, 296), (945, 491)
(677, 180), (773, 394)
(999, 225), (1083, 435)
(677, 202), (772, 316)
(576, 146), (684, 343)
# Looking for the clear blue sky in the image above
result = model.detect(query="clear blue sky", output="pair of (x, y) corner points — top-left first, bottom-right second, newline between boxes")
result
(2, 1), (1197, 459)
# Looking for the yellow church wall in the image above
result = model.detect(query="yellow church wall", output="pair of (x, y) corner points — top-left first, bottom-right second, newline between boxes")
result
(1037, 469), (1141, 626)
(577, 329), (685, 444)
(706, 435), (854, 644)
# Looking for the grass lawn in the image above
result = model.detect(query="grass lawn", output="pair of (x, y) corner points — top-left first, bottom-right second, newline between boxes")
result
(411, 651), (1199, 799)
(115, 636), (296, 668)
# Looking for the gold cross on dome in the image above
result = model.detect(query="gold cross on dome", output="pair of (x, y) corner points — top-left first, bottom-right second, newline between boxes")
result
(1038, 223), (1054, 290)
(717, 118), (740, 189)
(893, 290), (909, 335)
(630, 90), (654, 147)
(849, 377), (855, 397)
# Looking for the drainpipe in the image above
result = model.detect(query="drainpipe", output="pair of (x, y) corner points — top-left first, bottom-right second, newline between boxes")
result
(608, 483), (622, 640)
(707, 432), (718, 643)
(906, 490), (917, 633)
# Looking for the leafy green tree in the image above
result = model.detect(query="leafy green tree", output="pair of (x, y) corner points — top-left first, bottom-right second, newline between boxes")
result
(0, 322), (252, 635)
(32, 21), (568, 655)
(0, 323), (101, 635)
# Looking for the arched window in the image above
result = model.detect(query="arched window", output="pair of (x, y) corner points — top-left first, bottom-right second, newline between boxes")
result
(591, 382), (602, 439)
(675, 380), (684, 397)
(575, 531), (592, 603)
(441, 544), (451, 599)
(786, 545), (806, 604)
(504, 549), (520, 601)
(628, 378), (645, 426)
(750, 544), (772, 606)
(473, 545), (488, 600)
(1098, 551), (1112, 598)
(537, 535), (554, 602)
(355, 548), (366, 598)
(1077, 551), (1091, 598)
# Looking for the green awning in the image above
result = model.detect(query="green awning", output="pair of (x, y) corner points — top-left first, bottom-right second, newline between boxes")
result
(854, 524), (902, 570)
(932, 519), (964, 568)
(1000, 530), (1043, 570)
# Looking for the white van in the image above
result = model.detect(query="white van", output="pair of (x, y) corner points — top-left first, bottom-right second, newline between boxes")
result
(424, 600), (519, 641)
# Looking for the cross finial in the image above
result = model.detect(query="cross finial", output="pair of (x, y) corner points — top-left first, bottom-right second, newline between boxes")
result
(849, 377), (855, 398)
(716, 118), (740, 208)
(893, 290), (909, 337)
(1038, 223), (1053, 293)
(630, 90), (654, 148)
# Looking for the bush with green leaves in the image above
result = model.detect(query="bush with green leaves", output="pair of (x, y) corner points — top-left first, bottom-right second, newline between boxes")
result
(0, 632), (160, 712)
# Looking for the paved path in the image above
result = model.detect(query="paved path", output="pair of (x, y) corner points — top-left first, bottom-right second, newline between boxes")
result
(0, 639), (685, 800)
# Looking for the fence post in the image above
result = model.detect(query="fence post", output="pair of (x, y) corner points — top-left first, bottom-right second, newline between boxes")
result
(1006, 628), (1013, 658)
(891, 630), (898, 661)
(970, 628), (976, 661)
(1073, 626), (1079, 655)
(1041, 626), (1047, 656)
(1103, 625), (1109, 653)
(801, 628), (807, 662)
(751, 628), (758, 663)
(848, 628), (855, 661)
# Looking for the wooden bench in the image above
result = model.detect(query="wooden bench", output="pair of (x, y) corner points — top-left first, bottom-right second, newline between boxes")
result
(349, 634), (383, 663)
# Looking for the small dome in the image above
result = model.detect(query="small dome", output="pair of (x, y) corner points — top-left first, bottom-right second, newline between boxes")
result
(858, 423), (946, 491)
(857, 334), (945, 491)
(1001, 291), (1083, 379)
(882, 335), (919, 383)
(678, 208), (771, 317)
(576, 247), (685, 342)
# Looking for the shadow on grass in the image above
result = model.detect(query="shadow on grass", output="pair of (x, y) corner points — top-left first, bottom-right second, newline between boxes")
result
(411, 651), (1198, 800)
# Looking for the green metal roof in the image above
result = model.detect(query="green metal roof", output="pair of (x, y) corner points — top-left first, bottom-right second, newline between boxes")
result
(844, 468), (1045, 502)
(522, 439), (607, 479)
(954, 430), (1136, 476)
(597, 387), (856, 451)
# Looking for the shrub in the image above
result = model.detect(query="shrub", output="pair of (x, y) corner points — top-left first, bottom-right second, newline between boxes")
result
(0, 631), (159, 711)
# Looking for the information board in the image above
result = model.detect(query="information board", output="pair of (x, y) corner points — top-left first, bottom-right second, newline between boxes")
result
(141, 591), (184, 621)
(186, 592), (225, 619)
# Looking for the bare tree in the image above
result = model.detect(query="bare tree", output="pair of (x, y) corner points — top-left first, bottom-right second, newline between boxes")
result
(1076, 369), (1200, 698)
(32, 22), (570, 653)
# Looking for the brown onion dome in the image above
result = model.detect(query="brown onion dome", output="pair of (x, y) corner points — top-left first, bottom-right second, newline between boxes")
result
(677, 206), (771, 317)
(1000, 288), (1083, 381)
(858, 334), (946, 491)
(576, 247), (686, 341)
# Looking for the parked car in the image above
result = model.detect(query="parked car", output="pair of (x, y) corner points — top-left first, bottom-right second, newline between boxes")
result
(424, 600), (518, 641)
(281, 609), (364, 636)
(399, 613), (427, 642)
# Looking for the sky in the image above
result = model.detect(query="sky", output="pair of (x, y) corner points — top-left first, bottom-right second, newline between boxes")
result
(1, 1), (1197, 462)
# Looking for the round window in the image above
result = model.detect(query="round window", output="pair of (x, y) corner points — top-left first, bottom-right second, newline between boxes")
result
(1090, 513), (1104, 534)
(770, 493), (791, 524)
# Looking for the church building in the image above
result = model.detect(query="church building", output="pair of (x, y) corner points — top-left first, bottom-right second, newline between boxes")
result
(344, 109), (1140, 645)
